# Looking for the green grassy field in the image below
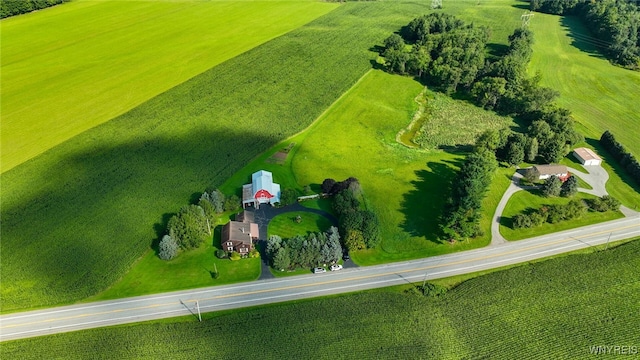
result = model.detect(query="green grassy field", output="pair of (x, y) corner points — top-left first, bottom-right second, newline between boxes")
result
(0, 0), (338, 172)
(291, 69), (499, 264)
(529, 14), (640, 157)
(4, 238), (638, 359)
(1, 1), (449, 312)
(413, 91), (514, 149)
(528, 13), (640, 209)
(267, 211), (333, 239)
(500, 189), (624, 240)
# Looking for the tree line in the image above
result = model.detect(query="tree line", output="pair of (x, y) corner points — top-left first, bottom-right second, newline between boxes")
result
(383, 13), (583, 166)
(512, 195), (620, 229)
(266, 227), (342, 271)
(600, 130), (640, 186)
(530, 0), (640, 69)
(440, 148), (498, 242)
(158, 188), (240, 260)
(0, 0), (69, 18)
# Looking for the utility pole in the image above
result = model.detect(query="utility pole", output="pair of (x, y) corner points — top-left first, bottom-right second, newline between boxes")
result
(431, 0), (442, 10)
(605, 232), (612, 251)
(521, 11), (534, 28)
(196, 301), (202, 322)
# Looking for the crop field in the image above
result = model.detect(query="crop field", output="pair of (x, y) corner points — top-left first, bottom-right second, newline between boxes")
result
(1, 1), (450, 311)
(499, 189), (624, 240)
(0, 0), (338, 171)
(4, 238), (638, 359)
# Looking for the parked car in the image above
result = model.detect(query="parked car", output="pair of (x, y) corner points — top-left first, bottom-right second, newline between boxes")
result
(329, 264), (343, 271)
(313, 267), (326, 274)
(342, 252), (350, 261)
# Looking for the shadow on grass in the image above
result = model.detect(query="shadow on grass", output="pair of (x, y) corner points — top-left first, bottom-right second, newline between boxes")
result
(1, 128), (280, 310)
(399, 160), (462, 243)
(511, 1), (530, 11)
(560, 15), (607, 60)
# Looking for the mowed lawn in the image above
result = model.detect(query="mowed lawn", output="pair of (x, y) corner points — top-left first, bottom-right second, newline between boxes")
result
(4, 239), (638, 359)
(499, 189), (624, 241)
(528, 13), (640, 208)
(0, 0), (338, 171)
(292, 70), (484, 264)
(1, 1), (440, 312)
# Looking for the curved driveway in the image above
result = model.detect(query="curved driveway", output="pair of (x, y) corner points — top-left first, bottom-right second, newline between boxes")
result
(491, 165), (639, 245)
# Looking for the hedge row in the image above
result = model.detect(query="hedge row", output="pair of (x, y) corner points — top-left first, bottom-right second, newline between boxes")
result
(0, 0), (69, 19)
(600, 130), (640, 186)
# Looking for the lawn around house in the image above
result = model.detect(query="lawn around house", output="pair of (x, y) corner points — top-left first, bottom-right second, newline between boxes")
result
(499, 189), (624, 241)
(267, 211), (333, 239)
(0, 0), (338, 172)
(89, 214), (261, 302)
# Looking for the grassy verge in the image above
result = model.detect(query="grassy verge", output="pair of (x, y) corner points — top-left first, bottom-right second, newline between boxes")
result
(4, 238), (638, 359)
(499, 189), (624, 240)
(0, 0), (338, 171)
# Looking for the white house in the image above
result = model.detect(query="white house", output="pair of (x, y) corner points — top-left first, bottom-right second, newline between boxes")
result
(241, 170), (281, 208)
(573, 147), (602, 166)
(533, 164), (570, 181)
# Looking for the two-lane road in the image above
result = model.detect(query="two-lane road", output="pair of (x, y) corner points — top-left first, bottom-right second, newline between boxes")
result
(1, 215), (638, 342)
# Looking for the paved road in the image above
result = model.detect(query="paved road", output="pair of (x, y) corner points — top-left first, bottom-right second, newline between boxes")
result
(1, 215), (638, 342)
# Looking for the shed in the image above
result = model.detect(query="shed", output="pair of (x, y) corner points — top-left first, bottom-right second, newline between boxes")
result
(573, 147), (602, 166)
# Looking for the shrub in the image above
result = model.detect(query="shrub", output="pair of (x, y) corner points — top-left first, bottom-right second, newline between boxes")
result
(420, 282), (448, 297)
(229, 251), (241, 261)
(215, 249), (227, 259)
(224, 195), (241, 212)
(280, 188), (299, 206)
(512, 214), (532, 229)
(158, 235), (179, 260)
(249, 249), (260, 258)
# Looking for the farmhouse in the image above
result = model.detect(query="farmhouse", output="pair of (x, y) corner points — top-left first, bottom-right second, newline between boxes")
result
(242, 170), (281, 208)
(533, 164), (570, 181)
(221, 211), (259, 254)
(573, 147), (602, 166)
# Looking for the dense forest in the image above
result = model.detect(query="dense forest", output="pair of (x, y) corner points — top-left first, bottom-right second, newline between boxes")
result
(530, 0), (640, 69)
(0, 0), (69, 18)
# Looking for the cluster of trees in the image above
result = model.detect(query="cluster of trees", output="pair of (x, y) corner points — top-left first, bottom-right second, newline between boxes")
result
(440, 148), (498, 241)
(512, 198), (587, 229)
(512, 195), (620, 229)
(541, 175), (578, 197)
(383, 13), (490, 94)
(159, 188), (239, 260)
(329, 181), (381, 251)
(384, 14), (583, 165)
(477, 109), (582, 166)
(0, 0), (68, 18)
(600, 130), (640, 186)
(321, 177), (361, 195)
(266, 227), (342, 271)
(530, 0), (640, 69)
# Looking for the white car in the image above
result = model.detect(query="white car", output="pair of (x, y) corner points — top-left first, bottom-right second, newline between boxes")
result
(313, 267), (326, 274)
(329, 264), (343, 271)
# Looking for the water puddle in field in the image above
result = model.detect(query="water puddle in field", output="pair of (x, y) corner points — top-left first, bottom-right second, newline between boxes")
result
(396, 88), (428, 149)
